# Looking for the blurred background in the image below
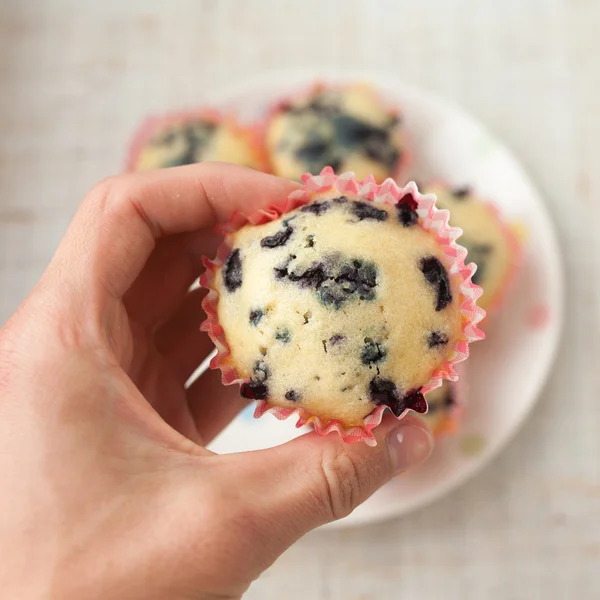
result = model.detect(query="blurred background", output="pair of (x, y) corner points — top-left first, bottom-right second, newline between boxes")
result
(1, 1), (599, 598)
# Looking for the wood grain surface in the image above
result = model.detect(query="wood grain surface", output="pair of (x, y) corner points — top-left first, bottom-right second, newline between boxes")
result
(1, 1), (599, 598)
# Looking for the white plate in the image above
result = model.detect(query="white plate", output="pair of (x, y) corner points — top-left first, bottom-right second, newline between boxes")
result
(204, 71), (564, 528)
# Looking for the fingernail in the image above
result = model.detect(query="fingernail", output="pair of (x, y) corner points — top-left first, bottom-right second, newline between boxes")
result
(387, 422), (434, 475)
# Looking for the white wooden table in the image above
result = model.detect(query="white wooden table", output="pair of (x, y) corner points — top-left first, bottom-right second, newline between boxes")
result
(1, 1), (599, 598)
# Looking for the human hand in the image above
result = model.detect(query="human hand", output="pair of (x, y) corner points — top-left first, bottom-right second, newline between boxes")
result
(0, 163), (434, 600)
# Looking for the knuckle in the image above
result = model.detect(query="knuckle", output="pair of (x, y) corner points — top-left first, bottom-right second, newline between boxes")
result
(86, 175), (122, 208)
(86, 174), (163, 238)
(86, 175), (143, 222)
(316, 445), (369, 521)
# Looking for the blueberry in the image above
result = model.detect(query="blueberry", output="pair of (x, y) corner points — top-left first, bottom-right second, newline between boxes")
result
(427, 387), (455, 414)
(358, 287), (377, 302)
(241, 360), (271, 400)
(156, 130), (178, 146)
(318, 281), (350, 308)
(332, 115), (399, 169)
(249, 309), (264, 326)
(396, 194), (419, 227)
(369, 378), (427, 416)
(357, 261), (377, 289)
(361, 339), (387, 365)
(253, 360), (270, 382)
(306, 97), (340, 117)
(328, 334), (346, 346)
(369, 377), (402, 416)
(261, 223), (294, 248)
(336, 261), (358, 283)
(296, 137), (329, 163)
(333, 114), (372, 146)
(452, 185), (471, 199)
(427, 330), (449, 349)
(223, 248), (243, 292)
(240, 382), (268, 400)
(464, 240), (493, 286)
(472, 266), (484, 286)
(333, 115), (389, 147)
(318, 258), (378, 308)
(329, 158), (343, 173)
(351, 200), (388, 222)
(275, 328), (291, 343)
(285, 390), (301, 402)
(364, 139), (399, 170)
(301, 201), (331, 216)
(333, 115), (383, 145)
(354, 262), (378, 302)
(470, 241), (493, 255)
(274, 267), (288, 279)
(276, 254), (377, 309)
(273, 254), (296, 280)
(403, 390), (427, 414)
(419, 256), (453, 311)
(163, 123), (215, 167)
(287, 262), (328, 289)
(319, 260), (376, 309)
(157, 122), (216, 167)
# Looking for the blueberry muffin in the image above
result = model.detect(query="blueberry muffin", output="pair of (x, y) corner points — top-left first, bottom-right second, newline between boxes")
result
(128, 112), (265, 171)
(266, 84), (405, 182)
(424, 184), (519, 311)
(209, 189), (470, 428)
(421, 382), (459, 437)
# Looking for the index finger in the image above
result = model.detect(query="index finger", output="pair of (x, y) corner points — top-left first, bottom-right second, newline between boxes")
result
(53, 163), (299, 300)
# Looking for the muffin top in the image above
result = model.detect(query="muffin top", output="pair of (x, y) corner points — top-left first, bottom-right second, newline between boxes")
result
(266, 84), (404, 182)
(213, 190), (464, 427)
(131, 116), (262, 171)
(425, 184), (517, 311)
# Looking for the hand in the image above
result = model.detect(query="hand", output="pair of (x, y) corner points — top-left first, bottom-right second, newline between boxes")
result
(0, 163), (434, 600)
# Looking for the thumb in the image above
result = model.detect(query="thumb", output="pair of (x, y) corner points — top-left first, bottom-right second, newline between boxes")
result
(218, 413), (433, 553)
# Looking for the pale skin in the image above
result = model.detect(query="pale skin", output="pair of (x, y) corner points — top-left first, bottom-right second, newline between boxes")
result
(0, 163), (434, 600)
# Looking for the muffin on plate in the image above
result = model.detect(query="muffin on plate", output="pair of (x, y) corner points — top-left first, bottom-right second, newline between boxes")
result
(201, 169), (485, 443)
(424, 183), (521, 312)
(265, 83), (407, 182)
(126, 109), (266, 171)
